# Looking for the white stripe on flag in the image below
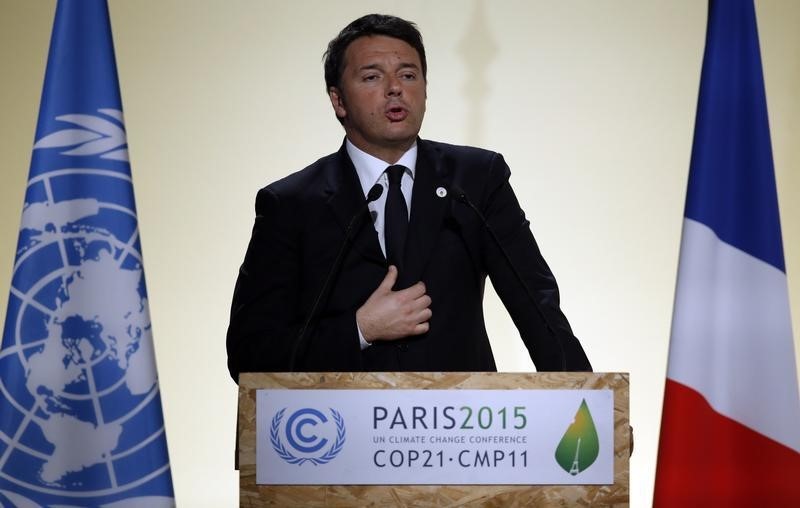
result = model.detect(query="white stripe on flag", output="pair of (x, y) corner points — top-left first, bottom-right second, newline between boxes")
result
(668, 218), (800, 452)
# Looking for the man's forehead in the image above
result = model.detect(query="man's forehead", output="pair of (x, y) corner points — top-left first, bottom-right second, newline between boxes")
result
(345, 35), (421, 67)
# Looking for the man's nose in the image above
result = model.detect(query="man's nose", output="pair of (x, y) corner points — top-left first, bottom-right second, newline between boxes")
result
(386, 76), (402, 96)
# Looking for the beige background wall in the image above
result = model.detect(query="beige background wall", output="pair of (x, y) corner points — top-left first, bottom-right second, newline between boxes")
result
(1, 1), (798, 506)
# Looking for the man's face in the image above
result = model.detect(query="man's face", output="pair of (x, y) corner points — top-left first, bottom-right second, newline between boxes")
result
(329, 35), (427, 163)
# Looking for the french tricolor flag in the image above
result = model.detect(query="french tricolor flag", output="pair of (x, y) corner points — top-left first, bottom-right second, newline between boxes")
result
(654, 1), (800, 505)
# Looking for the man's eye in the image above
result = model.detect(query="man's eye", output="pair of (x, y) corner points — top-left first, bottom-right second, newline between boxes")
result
(401, 73), (416, 80)
(363, 74), (379, 81)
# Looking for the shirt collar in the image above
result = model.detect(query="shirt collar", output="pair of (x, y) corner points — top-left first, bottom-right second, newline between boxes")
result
(346, 139), (417, 195)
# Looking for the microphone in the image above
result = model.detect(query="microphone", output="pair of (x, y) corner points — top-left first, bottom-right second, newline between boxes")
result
(451, 186), (567, 371)
(289, 183), (384, 371)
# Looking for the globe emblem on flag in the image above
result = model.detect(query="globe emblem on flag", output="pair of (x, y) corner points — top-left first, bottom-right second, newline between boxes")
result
(0, 111), (170, 503)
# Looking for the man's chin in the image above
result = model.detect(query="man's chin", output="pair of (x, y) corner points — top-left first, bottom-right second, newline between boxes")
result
(383, 134), (418, 149)
(384, 124), (421, 142)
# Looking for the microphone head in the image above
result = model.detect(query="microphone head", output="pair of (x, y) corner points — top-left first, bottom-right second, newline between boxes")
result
(367, 183), (384, 202)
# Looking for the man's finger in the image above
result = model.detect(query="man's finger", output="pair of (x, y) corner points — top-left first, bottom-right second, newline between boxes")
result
(416, 295), (432, 309)
(416, 308), (432, 323)
(406, 294), (431, 313)
(411, 322), (430, 335)
(398, 280), (426, 299)
(378, 265), (398, 292)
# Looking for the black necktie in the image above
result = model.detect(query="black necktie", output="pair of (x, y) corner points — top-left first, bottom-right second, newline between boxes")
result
(384, 165), (408, 270)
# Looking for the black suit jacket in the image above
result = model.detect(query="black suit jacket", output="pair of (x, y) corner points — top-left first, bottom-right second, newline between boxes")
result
(226, 139), (591, 381)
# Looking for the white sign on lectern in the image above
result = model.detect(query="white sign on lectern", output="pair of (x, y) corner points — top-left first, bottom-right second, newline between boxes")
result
(256, 389), (613, 485)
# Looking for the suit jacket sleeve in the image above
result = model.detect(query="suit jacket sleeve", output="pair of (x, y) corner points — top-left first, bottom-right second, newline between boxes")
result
(479, 153), (592, 371)
(225, 186), (362, 382)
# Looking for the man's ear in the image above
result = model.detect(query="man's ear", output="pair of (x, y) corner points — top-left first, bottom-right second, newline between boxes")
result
(328, 87), (347, 120)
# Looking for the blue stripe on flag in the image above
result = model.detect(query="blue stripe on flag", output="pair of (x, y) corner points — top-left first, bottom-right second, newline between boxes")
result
(684, 0), (785, 272)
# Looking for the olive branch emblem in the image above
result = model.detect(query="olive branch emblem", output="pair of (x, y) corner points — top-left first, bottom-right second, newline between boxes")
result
(270, 408), (346, 465)
(33, 109), (128, 161)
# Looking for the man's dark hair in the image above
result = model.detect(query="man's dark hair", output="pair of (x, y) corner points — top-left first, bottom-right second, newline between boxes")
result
(324, 14), (427, 92)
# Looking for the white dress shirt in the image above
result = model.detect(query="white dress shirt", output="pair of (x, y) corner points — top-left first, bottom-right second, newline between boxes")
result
(345, 140), (417, 348)
(346, 140), (416, 256)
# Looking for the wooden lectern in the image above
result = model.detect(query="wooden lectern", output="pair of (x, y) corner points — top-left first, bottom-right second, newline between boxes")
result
(238, 372), (629, 506)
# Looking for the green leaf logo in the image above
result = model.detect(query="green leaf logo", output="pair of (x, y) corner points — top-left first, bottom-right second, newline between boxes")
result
(555, 399), (600, 475)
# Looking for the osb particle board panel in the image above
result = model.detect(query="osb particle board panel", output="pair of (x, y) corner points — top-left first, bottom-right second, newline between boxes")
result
(238, 372), (630, 507)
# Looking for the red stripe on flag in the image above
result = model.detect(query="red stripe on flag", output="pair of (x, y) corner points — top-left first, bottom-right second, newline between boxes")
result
(654, 379), (800, 506)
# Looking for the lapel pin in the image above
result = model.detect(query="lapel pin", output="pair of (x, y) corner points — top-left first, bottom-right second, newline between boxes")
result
(436, 187), (447, 198)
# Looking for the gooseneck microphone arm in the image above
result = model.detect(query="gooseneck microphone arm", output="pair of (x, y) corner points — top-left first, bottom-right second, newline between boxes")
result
(451, 186), (567, 371)
(288, 184), (384, 371)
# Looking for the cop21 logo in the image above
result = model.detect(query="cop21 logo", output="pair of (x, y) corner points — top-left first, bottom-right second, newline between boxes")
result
(270, 408), (346, 465)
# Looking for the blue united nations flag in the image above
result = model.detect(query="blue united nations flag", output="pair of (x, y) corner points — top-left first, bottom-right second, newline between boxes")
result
(0, 1), (174, 506)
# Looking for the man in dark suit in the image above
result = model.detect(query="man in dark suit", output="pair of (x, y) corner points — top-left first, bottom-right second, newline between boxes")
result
(226, 14), (591, 382)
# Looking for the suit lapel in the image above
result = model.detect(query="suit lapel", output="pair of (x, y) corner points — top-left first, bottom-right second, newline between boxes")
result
(325, 143), (385, 266)
(399, 139), (451, 288)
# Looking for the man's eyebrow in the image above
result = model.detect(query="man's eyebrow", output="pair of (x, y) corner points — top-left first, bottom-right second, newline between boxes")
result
(357, 63), (383, 72)
(397, 62), (421, 71)
(357, 62), (420, 72)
